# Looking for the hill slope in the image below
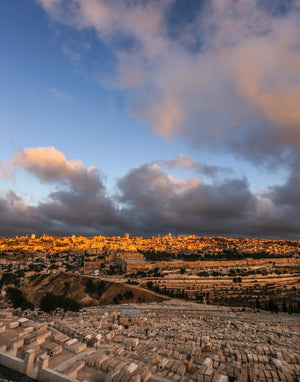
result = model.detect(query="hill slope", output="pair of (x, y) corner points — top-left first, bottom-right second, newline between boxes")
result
(21, 272), (166, 307)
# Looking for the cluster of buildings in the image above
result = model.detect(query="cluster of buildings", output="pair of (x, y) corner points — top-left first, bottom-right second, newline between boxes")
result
(0, 251), (80, 284)
(0, 300), (299, 382)
(0, 234), (299, 257)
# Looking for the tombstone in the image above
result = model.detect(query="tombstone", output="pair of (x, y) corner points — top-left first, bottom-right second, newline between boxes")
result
(24, 349), (35, 375)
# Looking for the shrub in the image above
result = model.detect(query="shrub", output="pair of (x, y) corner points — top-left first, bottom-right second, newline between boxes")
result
(85, 279), (96, 294)
(6, 287), (34, 310)
(96, 281), (105, 297)
(123, 290), (134, 299)
(40, 293), (80, 312)
(0, 272), (20, 289)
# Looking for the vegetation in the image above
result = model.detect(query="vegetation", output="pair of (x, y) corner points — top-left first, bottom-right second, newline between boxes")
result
(40, 292), (81, 312)
(6, 287), (34, 310)
(112, 290), (134, 304)
(141, 248), (293, 262)
(0, 272), (20, 289)
(146, 282), (188, 299)
(85, 279), (106, 297)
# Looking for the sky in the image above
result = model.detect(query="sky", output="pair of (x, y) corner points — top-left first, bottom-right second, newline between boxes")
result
(0, 0), (299, 238)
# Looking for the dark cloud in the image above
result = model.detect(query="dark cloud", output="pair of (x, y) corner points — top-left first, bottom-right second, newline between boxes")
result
(22, 1), (299, 238)
(0, 190), (46, 236)
(117, 163), (256, 235)
(117, 162), (300, 238)
(254, 158), (300, 237)
(1, 153), (300, 238)
(0, 147), (125, 236)
(38, 189), (123, 230)
(0, 189), (124, 237)
(268, 160), (300, 208)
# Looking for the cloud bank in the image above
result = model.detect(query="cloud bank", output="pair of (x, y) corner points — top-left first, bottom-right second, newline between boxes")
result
(1, 147), (124, 235)
(37, 0), (300, 164)
(1, 1), (298, 237)
(0, 147), (299, 238)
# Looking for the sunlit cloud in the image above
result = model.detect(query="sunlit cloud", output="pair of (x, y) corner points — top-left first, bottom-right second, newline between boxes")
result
(37, 0), (300, 164)
(2, 146), (299, 238)
(1, 1), (299, 237)
(158, 154), (234, 178)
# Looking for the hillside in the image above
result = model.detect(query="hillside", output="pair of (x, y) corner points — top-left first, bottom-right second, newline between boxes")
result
(20, 272), (166, 308)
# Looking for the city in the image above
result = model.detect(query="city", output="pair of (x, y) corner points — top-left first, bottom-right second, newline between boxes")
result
(1, 0), (300, 381)
(0, 234), (299, 382)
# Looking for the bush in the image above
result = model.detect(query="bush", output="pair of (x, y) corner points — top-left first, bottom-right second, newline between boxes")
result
(146, 281), (153, 289)
(40, 293), (80, 312)
(96, 281), (105, 297)
(6, 287), (34, 310)
(123, 290), (134, 299)
(21, 300), (34, 310)
(0, 273), (20, 289)
(85, 279), (96, 294)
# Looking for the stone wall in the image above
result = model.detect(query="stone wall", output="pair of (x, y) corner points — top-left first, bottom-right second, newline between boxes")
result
(0, 352), (27, 375)
(37, 368), (79, 382)
(124, 257), (300, 272)
(0, 364), (37, 382)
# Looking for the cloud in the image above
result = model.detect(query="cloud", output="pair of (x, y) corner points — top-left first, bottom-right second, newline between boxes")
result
(117, 162), (300, 237)
(1, 147), (300, 238)
(50, 88), (72, 101)
(62, 44), (81, 61)
(158, 154), (233, 177)
(265, 157), (300, 229)
(0, 190), (47, 236)
(37, 0), (300, 165)
(117, 162), (255, 235)
(5, 146), (102, 195)
(0, 189), (123, 236)
(0, 147), (124, 235)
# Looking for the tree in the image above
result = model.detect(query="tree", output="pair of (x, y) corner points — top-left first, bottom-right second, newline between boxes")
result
(62, 297), (81, 312)
(6, 287), (34, 310)
(267, 298), (278, 313)
(85, 279), (96, 294)
(123, 290), (134, 299)
(0, 272), (20, 289)
(40, 293), (60, 312)
(21, 300), (34, 310)
(62, 281), (71, 296)
(146, 281), (153, 289)
(6, 287), (26, 308)
(96, 281), (105, 297)
(40, 293), (80, 312)
(282, 300), (288, 312)
(256, 298), (260, 309)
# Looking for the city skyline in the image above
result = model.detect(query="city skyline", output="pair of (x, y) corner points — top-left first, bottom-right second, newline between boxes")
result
(0, 0), (299, 238)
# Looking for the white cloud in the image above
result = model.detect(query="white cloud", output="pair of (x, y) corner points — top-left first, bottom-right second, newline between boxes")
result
(37, 0), (300, 164)
(50, 88), (72, 101)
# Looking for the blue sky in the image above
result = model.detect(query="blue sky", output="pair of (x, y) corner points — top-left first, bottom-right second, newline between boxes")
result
(0, 0), (299, 238)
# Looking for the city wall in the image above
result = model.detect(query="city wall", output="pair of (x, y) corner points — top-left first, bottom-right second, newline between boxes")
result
(124, 257), (300, 272)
